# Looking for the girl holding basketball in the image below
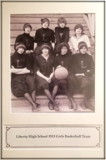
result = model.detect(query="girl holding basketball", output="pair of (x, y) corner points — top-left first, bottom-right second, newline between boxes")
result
(34, 44), (59, 111)
(54, 42), (77, 110)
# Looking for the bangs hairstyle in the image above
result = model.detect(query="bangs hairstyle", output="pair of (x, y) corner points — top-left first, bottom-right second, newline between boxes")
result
(14, 43), (26, 51)
(41, 18), (50, 25)
(41, 44), (51, 51)
(58, 17), (67, 26)
(57, 42), (70, 54)
(78, 41), (88, 50)
(40, 44), (51, 55)
(23, 23), (32, 31)
(74, 24), (84, 33)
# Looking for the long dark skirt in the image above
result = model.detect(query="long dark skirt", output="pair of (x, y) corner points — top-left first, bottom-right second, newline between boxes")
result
(11, 74), (35, 97)
(35, 76), (60, 95)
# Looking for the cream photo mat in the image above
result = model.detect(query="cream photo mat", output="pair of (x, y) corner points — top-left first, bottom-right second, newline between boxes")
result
(2, 1), (104, 159)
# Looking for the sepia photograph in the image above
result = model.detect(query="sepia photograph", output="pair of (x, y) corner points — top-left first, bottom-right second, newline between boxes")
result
(2, 1), (105, 159)
(11, 13), (95, 113)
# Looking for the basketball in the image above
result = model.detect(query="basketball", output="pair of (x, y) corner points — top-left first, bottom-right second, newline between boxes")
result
(54, 66), (69, 80)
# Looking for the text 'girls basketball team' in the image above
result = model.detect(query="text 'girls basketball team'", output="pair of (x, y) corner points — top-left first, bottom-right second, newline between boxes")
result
(11, 17), (95, 112)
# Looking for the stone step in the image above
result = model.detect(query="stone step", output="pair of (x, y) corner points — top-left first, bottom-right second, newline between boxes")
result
(11, 92), (84, 105)
(11, 92), (94, 111)
(11, 93), (84, 100)
(11, 96), (94, 113)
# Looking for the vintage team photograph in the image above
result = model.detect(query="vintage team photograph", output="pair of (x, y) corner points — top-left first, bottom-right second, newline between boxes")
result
(11, 13), (95, 113)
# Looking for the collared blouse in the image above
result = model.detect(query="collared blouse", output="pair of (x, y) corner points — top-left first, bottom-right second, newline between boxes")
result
(69, 34), (91, 51)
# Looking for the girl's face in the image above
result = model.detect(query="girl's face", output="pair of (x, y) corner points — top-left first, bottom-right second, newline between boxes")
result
(24, 26), (31, 34)
(61, 46), (68, 55)
(75, 27), (82, 35)
(80, 46), (87, 54)
(59, 23), (65, 28)
(17, 47), (25, 54)
(42, 22), (49, 28)
(42, 48), (49, 56)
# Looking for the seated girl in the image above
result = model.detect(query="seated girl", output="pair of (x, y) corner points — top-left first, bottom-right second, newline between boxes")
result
(54, 17), (70, 55)
(54, 42), (77, 110)
(69, 24), (91, 55)
(34, 18), (55, 55)
(11, 43), (38, 112)
(68, 41), (94, 110)
(15, 23), (34, 54)
(34, 44), (59, 111)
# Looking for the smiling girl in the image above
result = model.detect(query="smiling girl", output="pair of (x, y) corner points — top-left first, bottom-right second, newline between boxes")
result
(69, 24), (91, 55)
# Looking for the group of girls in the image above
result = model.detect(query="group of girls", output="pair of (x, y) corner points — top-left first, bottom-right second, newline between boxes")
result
(11, 17), (94, 112)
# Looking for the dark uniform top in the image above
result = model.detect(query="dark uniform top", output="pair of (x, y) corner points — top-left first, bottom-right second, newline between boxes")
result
(54, 52), (72, 94)
(15, 33), (34, 50)
(54, 52), (72, 72)
(11, 52), (30, 68)
(34, 54), (54, 77)
(11, 52), (35, 97)
(34, 28), (55, 46)
(55, 27), (69, 45)
(71, 53), (94, 76)
(11, 52), (34, 73)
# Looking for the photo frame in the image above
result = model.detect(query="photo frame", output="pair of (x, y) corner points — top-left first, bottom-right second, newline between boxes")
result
(1, 0), (105, 159)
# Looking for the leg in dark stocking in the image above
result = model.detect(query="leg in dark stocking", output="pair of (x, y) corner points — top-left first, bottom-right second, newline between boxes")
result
(67, 92), (77, 110)
(67, 76), (77, 110)
(80, 77), (89, 109)
(24, 93), (39, 112)
(25, 75), (39, 111)
(82, 86), (94, 110)
(44, 89), (59, 111)
(52, 85), (59, 99)
(31, 90), (40, 112)
(48, 85), (59, 110)
(80, 76), (94, 110)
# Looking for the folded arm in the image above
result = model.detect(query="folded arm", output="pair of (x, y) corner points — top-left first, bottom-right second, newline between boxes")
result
(11, 66), (30, 74)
